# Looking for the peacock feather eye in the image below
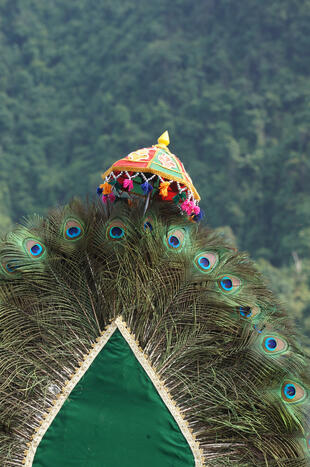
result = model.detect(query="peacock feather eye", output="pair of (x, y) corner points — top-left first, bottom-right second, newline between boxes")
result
(25, 239), (46, 258)
(107, 220), (126, 240)
(166, 228), (185, 250)
(64, 220), (84, 240)
(262, 336), (288, 354)
(5, 263), (16, 273)
(1, 259), (19, 274)
(239, 306), (252, 317)
(219, 275), (241, 294)
(238, 305), (260, 318)
(194, 252), (218, 273)
(281, 380), (307, 404)
(143, 217), (154, 233)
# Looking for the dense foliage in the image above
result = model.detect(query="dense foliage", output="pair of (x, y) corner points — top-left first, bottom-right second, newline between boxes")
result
(0, 0), (309, 336)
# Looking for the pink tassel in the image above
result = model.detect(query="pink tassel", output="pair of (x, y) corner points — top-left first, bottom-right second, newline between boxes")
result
(123, 179), (133, 191)
(102, 193), (115, 203)
(181, 200), (192, 215)
(181, 200), (199, 216)
(187, 202), (195, 215)
(180, 200), (189, 211)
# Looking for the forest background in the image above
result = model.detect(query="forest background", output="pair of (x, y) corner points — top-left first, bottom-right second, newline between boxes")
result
(0, 0), (309, 344)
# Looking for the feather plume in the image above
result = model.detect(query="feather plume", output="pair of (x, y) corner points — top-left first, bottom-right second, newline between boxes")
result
(0, 198), (309, 466)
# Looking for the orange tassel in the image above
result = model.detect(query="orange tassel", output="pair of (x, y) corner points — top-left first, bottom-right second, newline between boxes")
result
(159, 181), (170, 198)
(100, 182), (113, 195)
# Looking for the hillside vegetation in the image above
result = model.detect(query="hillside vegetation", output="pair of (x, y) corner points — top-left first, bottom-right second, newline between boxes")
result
(0, 0), (309, 338)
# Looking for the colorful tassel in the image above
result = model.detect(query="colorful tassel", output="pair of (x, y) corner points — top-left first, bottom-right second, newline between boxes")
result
(181, 200), (200, 216)
(123, 179), (134, 191)
(180, 200), (189, 212)
(102, 193), (116, 204)
(172, 192), (187, 204)
(159, 181), (170, 198)
(101, 182), (113, 195)
(181, 200), (193, 215)
(141, 181), (153, 194)
(173, 194), (180, 204)
(97, 186), (103, 195)
(109, 180), (122, 190)
(193, 209), (204, 222)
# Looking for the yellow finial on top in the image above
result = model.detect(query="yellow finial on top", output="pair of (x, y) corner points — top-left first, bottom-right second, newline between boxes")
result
(157, 130), (170, 147)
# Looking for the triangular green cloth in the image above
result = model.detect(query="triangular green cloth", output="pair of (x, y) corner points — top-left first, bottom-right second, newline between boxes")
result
(33, 329), (195, 466)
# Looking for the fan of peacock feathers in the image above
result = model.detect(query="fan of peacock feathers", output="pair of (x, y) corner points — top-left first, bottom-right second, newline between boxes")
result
(0, 133), (309, 467)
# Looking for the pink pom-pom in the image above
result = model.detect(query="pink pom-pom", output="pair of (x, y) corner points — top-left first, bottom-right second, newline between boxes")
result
(181, 200), (190, 211)
(181, 200), (200, 216)
(102, 193), (115, 204)
(123, 179), (133, 191)
(185, 201), (194, 215)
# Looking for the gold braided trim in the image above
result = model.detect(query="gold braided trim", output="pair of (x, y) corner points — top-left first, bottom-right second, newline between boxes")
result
(23, 317), (205, 466)
(23, 322), (118, 466)
(116, 316), (205, 466)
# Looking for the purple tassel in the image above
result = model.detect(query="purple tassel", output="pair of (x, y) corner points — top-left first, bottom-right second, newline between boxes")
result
(193, 209), (204, 222)
(141, 181), (153, 194)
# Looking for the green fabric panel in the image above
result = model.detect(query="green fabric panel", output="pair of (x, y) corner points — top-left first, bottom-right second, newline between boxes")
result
(150, 149), (184, 180)
(33, 329), (195, 467)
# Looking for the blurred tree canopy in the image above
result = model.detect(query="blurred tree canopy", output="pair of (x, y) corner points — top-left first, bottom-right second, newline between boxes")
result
(0, 0), (309, 336)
